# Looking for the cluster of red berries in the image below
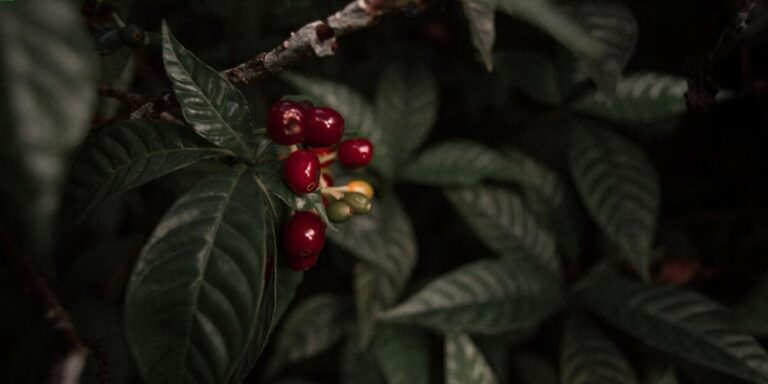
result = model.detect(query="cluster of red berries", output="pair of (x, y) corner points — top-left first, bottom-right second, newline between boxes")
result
(266, 99), (375, 271)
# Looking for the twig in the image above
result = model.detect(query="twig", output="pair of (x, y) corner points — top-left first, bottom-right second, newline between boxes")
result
(0, 227), (88, 384)
(130, 0), (426, 119)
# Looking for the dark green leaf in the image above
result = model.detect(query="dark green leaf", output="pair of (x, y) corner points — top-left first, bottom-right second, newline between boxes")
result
(445, 333), (499, 384)
(374, 63), (438, 176)
(461, 0), (496, 71)
(568, 125), (659, 280)
(401, 140), (511, 186)
(370, 324), (431, 384)
(272, 265), (304, 334)
(329, 192), (417, 344)
(380, 258), (562, 334)
(341, 336), (386, 384)
(162, 23), (259, 158)
(561, 315), (639, 384)
(64, 120), (229, 225)
(571, 73), (688, 125)
(0, 0), (96, 254)
(126, 166), (271, 384)
(564, 1), (637, 93)
(574, 269), (768, 384)
(444, 185), (560, 274)
(265, 294), (351, 377)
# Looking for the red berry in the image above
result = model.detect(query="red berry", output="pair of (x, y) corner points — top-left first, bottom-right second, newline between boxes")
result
(305, 107), (345, 147)
(283, 211), (325, 271)
(310, 146), (337, 168)
(267, 100), (306, 145)
(338, 138), (373, 168)
(284, 150), (320, 194)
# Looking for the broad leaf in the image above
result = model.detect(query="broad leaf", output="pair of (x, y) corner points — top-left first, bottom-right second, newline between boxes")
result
(265, 294), (351, 377)
(126, 166), (271, 384)
(0, 0), (96, 253)
(401, 140), (511, 186)
(561, 315), (639, 384)
(564, 1), (638, 93)
(370, 325), (431, 384)
(64, 120), (229, 225)
(162, 23), (258, 158)
(254, 161), (333, 227)
(445, 185), (560, 274)
(374, 64), (438, 176)
(571, 73), (688, 125)
(462, 0), (496, 71)
(281, 72), (377, 141)
(574, 269), (768, 384)
(445, 333), (499, 384)
(568, 125), (659, 280)
(330, 192), (417, 343)
(272, 265), (304, 334)
(380, 258), (562, 334)
(497, 0), (603, 62)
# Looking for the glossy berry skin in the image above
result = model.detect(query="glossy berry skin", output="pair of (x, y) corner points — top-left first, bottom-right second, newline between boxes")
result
(347, 180), (374, 199)
(311, 146), (337, 168)
(267, 100), (306, 145)
(283, 211), (325, 271)
(284, 150), (320, 194)
(338, 138), (373, 168)
(327, 201), (354, 223)
(305, 107), (345, 147)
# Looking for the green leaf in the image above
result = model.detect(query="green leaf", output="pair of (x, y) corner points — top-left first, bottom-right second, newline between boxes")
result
(445, 333), (499, 384)
(374, 64), (438, 175)
(380, 258), (562, 334)
(401, 140), (511, 186)
(341, 336), (386, 384)
(474, 336), (512, 384)
(161, 23), (258, 159)
(574, 269), (768, 384)
(253, 161), (333, 227)
(461, 0), (496, 71)
(370, 325), (431, 384)
(266, 294), (351, 377)
(568, 125), (659, 280)
(64, 120), (229, 225)
(444, 185), (560, 274)
(272, 265), (304, 334)
(497, 0), (603, 61)
(560, 315), (639, 384)
(281, 72), (377, 142)
(571, 73), (688, 126)
(564, 1), (637, 93)
(126, 166), (271, 384)
(330, 192), (417, 344)
(0, 0), (96, 254)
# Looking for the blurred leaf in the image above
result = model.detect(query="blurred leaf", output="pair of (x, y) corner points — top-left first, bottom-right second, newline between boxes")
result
(271, 265), (304, 334)
(63, 120), (229, 225)
(560, 315), (639, 384)
(126, 166), (271, 384)
(0, 0), (96, 254)
(644, 366), (679, 384)
(162, 23), (259, 158)
(733, 277), (768, 337)
(512, 352), (558, 384)
(574, 269), (768, 384)
(329, 192), (417, 344)
(375, 64), (438, 176)
(568, 125), (659, 280)
(474, 336), (512, 384)
(254, 160), (333, 227)
(571, 73), (688, 126)
(266, 294), (352, 377)
(564, 1), (638, 93)
(341, 336), (386, 384)
(401, 140), (511, 185)
(380, 258), (562, 334)
(462, 0), (496, 71)
(497, 0), (604, 61)
(445, 185), (560, 274)
(445, 333), (499, 384)
(370, 324), (431, 384)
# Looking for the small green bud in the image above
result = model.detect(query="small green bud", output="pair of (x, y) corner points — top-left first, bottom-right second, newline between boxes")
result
(342, 192), (372, 214)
